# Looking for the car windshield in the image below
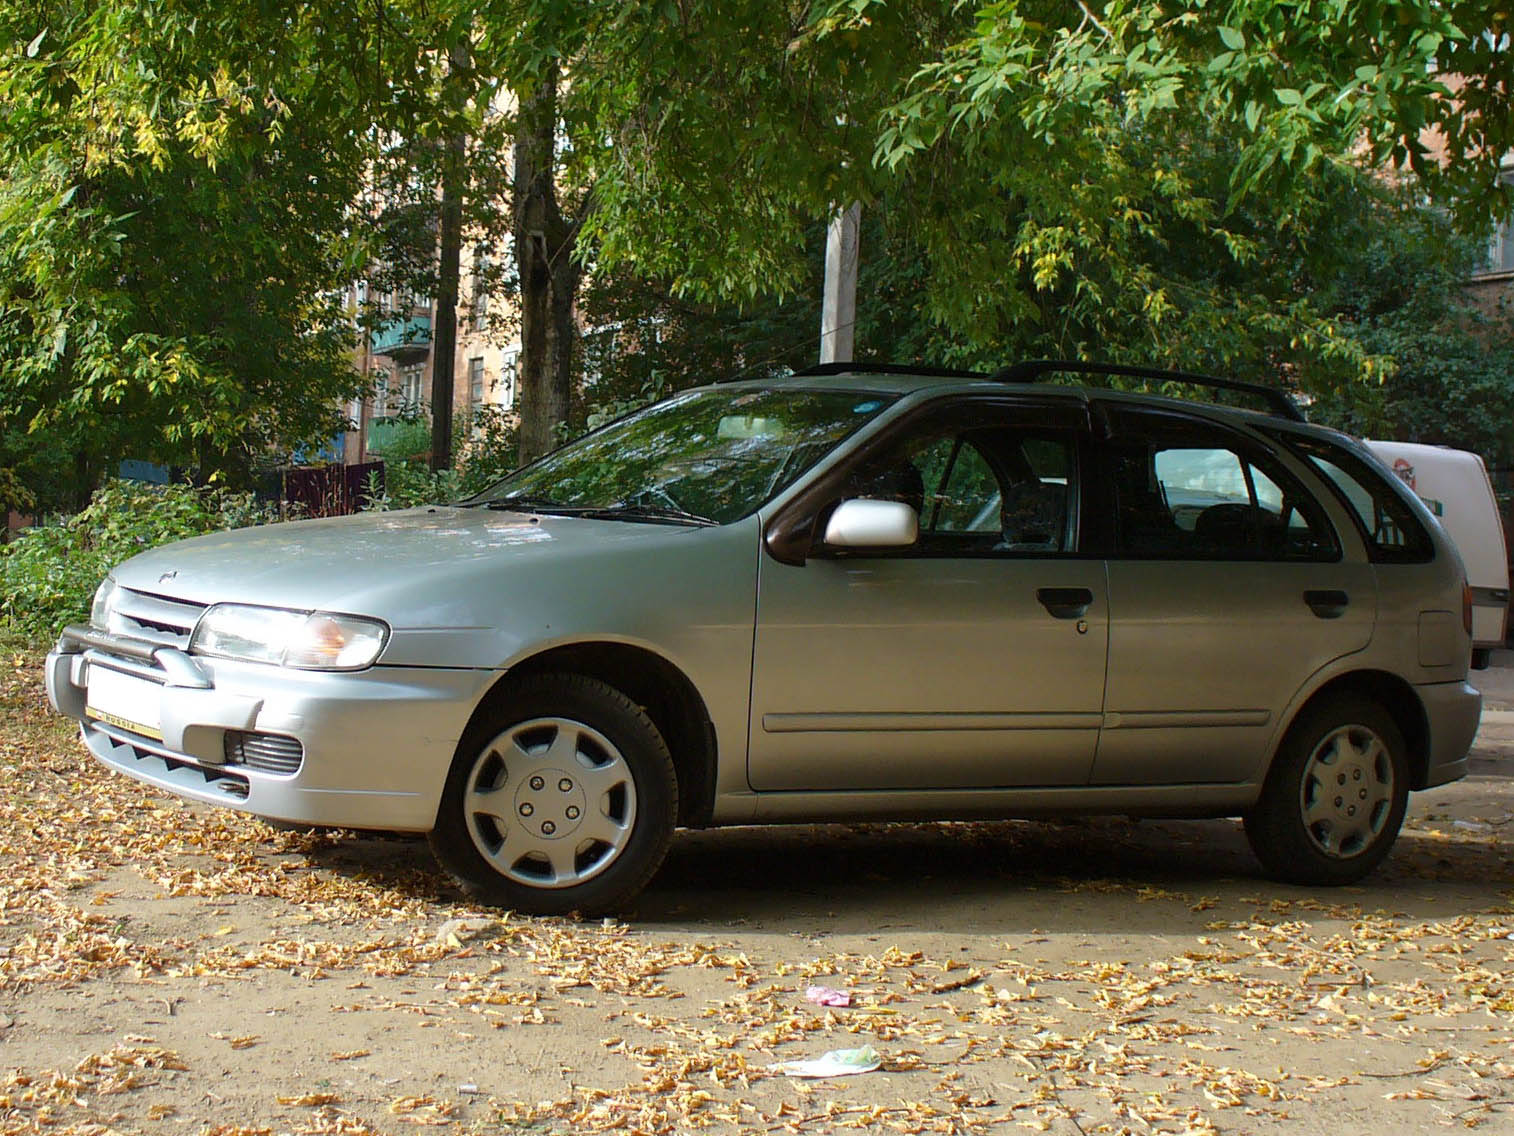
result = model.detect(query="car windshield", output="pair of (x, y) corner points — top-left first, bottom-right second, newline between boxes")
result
(467, 386), (899, 525)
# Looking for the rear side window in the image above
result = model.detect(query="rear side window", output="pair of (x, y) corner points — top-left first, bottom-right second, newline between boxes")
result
(1268, 432), (1434, 564)
(1102, 409), (1339, 561)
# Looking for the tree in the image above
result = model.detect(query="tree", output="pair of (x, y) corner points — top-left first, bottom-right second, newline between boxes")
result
(354, 6), (589, 469)
(575, 207), (977, 423)
(423, 39), (467, 474)
(6, 0), (1512, 502)
(511, 58), (589, 464)
(1309, 190), (1514, 458)
(573, 1), (1514, 409)
(0, 2), (448, 497)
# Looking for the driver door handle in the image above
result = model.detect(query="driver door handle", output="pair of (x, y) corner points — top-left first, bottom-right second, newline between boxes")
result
(1037, 587), (1093, 620)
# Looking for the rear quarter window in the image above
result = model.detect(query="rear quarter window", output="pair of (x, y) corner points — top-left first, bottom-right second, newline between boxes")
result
(1266, 431), (1435, 564)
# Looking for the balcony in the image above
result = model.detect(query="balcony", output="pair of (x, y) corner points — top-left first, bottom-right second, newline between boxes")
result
(371, 315), (431, 361)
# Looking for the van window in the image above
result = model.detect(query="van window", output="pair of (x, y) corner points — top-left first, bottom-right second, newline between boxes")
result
(1266, 432), (1434, 564)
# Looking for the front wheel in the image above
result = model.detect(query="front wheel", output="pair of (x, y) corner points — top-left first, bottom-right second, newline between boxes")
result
(428, 674), (678, 915)
(1244, 698), (1409, 886)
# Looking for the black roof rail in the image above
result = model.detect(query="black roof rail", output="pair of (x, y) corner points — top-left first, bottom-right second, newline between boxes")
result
(993, 359), (1306, 422)
(789, 361), (989, 380)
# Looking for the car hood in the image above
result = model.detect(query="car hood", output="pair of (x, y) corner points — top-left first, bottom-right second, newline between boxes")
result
(109, 506), (697, 618)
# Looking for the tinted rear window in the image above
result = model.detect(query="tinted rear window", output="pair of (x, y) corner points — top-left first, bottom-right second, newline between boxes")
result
(1266, 431), (1434, 563)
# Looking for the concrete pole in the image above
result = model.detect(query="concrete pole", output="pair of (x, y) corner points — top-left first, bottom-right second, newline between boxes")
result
(820, 202), (861, 364)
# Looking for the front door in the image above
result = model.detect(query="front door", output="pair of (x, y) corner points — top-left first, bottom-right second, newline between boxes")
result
(748, 398), (1109, 791)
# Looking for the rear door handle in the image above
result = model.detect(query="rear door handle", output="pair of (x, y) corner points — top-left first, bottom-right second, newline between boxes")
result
(1037, 587), (1093, 619)
(1304, 589), (1350, 619)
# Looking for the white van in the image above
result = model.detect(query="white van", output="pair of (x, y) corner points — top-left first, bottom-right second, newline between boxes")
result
(1365, 439), (1508, 667)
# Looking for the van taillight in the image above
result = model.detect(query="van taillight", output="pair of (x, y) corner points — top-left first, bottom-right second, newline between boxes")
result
(1463, 581), (1473, 636)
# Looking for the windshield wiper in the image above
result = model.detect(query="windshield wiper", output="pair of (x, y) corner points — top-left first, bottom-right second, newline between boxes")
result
(479, 494), (591, 514)
(582, 502), (718, 527)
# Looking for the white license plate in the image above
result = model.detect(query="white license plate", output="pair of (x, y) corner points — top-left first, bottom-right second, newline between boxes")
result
(85, 666), (164, 740)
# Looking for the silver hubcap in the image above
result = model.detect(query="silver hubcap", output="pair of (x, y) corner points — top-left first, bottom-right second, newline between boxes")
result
(463, 717), (637, 889)
(1299, 724), (1395, 859)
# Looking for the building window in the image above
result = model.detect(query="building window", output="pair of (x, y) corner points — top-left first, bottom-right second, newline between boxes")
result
(373, 369), (391, 411)
(1479, 166), (1514, 277)
(401, 363), (425, 409)
(471, 244), (491, 333)
(581, 326), (619, 385)
(500, 348), (519, 409)
(469, 356), (487, 404)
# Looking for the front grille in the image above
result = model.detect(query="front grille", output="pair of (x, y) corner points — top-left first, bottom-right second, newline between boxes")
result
(111, 589), (206, 649)
(224, 731), (305, 775)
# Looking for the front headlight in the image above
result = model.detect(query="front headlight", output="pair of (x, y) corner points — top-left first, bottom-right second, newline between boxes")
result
(190, 604), (389, 670)
(90, 578), (119, 630)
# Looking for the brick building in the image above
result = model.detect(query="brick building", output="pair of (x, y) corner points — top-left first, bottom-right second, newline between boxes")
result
(341, 242), (520, 465)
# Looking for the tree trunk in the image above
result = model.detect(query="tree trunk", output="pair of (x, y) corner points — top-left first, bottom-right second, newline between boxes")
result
(430, 38), (468, 472)
(513, 61), (582, 465)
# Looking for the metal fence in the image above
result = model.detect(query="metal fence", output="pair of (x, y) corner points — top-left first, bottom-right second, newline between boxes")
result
(281, 461), (384, 519)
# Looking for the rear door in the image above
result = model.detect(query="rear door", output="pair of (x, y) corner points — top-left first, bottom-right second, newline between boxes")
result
(1092, 405), (1375, 785)
(748, 397), (1109, 791)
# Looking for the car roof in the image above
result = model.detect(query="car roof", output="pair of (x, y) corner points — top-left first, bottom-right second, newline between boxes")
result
(716, 367), (1320, 432)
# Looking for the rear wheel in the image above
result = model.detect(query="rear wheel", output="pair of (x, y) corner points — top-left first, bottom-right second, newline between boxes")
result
(428, 674), (678, 915)
(1244, 698), (1409, 885)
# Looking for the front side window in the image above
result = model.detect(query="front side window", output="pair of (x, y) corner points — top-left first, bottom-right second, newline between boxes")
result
(1104, 411), (1338, 561)
(826, 409), (1081, 556)
(468, 387), (899, 525)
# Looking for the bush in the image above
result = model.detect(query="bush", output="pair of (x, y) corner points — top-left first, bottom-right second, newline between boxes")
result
(365, 405), (521, 511)
(365, 462), (463, 511)
(367, 409), (433, 464)
(456, 405), (521, 497)
(0, 480), (280, 639)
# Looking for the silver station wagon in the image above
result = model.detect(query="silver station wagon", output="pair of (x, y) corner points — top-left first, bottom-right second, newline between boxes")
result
(46, 362), (1481, 913)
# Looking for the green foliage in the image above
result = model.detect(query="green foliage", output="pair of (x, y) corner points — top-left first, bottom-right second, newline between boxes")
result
(1308, 193), (1514, 459)
(456, 405), (522, 496)
(0, 480), (278, 637)
(364, 404), (521, 510)
(0, 0), (452, 502)
(0, 466), (35, 520)
(584, 376), (669, 432)
(366, 461), (463, 511)
(0, 0), (1507, 499)
(576, 0), (1512, 410)
(367, 411), (435, 465)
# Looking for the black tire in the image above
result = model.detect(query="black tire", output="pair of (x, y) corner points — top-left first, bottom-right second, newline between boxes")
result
(1244, 697), (1409, 886)
(428, 673), (678, 915)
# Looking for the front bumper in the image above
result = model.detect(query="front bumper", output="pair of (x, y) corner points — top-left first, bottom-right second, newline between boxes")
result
(47, 630), (495, 831)
(1417, 678), (1482, 789)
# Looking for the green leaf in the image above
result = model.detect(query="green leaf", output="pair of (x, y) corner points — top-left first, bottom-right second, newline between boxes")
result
(1218, 25), (1245, 51)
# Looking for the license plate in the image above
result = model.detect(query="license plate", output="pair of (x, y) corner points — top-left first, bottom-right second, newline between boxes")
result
(85, 666), (164, 740)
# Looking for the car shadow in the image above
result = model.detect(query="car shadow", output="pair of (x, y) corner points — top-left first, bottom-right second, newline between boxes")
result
(293, 812), (1514, 936)
(628, 816), (1514, 933)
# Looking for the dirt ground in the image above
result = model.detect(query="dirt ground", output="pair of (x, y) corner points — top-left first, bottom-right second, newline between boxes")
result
(3, 648), (1513, 1136)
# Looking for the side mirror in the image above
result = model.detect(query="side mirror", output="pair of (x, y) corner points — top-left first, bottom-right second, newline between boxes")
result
(823, 498), (919, 549)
